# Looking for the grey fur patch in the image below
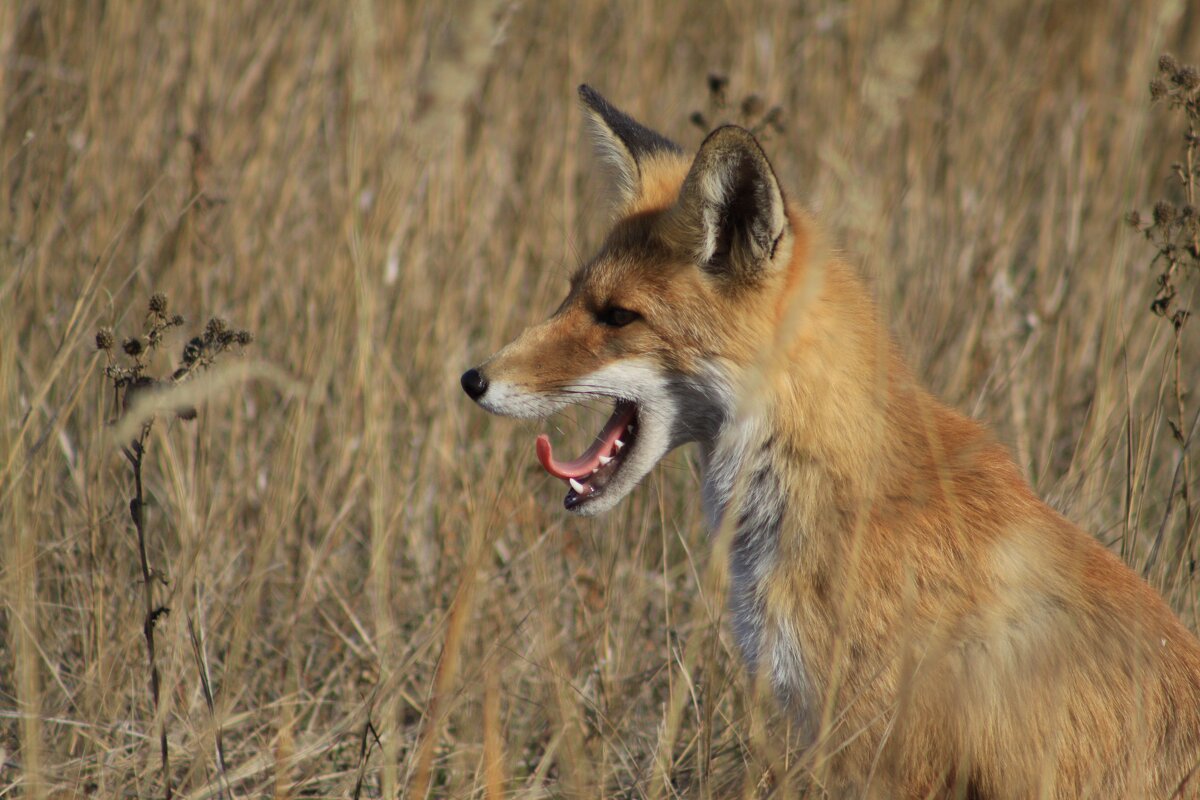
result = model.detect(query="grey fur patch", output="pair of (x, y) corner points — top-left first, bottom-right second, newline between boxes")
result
(726, 453), (784, 670)
(666, 373), (728, 449)
(665, 364), (798, 697)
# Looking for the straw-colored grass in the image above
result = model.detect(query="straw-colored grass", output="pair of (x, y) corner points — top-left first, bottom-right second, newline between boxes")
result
(2, 1), (1198, 797)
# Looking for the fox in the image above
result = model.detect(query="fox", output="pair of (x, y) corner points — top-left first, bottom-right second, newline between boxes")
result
(460, 85), (1200, 797)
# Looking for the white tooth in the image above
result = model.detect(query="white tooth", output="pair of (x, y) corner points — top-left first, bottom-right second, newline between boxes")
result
(569, 478), (585, 493)
(614, 440), (624, 451)
(598, 455), (612, 465)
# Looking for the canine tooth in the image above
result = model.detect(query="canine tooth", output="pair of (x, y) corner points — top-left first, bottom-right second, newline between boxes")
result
(569, 478), (585, 493)
(614, 440), (624, 451)
(598, 455), (613, 466)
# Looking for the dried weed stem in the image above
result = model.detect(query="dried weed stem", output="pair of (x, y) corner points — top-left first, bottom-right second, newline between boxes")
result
(96, 294), (252, 800)
(1131, 55), (1200, 572)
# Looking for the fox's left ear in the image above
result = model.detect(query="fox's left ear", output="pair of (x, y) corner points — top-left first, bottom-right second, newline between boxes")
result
(579, 84), (683, 207)
(670, 125), (788, 282)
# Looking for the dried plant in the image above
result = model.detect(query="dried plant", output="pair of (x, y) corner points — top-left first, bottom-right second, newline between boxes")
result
(95, 294), (252, 800)
(1129, 54), (1200, 572)
(689, 73), (785, 140)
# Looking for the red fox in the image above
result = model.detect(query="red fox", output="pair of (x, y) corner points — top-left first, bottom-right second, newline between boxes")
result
(461, 85), (1200, 797)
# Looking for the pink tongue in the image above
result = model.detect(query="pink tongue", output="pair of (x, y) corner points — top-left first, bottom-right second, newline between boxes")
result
(536, 403), (636, 480)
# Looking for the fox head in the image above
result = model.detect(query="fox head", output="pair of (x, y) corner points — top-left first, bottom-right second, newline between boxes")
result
(462, 85), (800, 516)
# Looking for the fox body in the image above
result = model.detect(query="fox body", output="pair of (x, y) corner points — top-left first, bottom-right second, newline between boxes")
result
(461, 86), (1200, 797)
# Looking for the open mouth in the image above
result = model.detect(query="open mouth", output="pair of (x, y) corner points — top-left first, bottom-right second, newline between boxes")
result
(535, 399), (640, 511)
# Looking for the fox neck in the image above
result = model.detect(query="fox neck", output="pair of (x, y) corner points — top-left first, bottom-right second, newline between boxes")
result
(696, 258), (918, 700)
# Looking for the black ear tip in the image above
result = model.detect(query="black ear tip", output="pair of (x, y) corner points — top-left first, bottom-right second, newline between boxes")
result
(578, 84), (603, 108)
(577, 84), (685, 164)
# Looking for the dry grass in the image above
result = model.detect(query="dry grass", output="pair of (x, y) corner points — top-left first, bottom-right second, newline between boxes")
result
(2, 1), (1199, 797)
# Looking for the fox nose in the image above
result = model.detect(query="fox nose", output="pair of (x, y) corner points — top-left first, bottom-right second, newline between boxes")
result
(460, 368), (488, 400)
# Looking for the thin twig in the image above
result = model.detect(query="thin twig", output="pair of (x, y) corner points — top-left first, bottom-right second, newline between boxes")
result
(351, 701), (383, 800)
(126, 426), (172, 800)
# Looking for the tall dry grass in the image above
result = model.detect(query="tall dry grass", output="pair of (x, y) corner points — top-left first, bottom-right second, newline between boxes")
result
(1, 1), (1199, 797)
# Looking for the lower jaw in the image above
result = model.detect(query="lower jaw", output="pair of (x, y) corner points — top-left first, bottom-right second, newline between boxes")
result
(564, 489), (617, 515)
(564, 473), (616, 511)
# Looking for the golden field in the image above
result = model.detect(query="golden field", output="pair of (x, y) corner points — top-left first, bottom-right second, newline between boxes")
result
(2, 1), (1199, 796)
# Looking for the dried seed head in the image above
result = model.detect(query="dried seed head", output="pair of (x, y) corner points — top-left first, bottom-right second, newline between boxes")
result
(204, 317), (227, 342)
(1150, 78), (1168, 101)
(123, 337), (144, 356)
(148, 293), (168, 315)
(95, 328), (114, 350)
(1175, 65), (1200, 91)
(741, 94), (765, 119)
(1154, 200), (1177, 225)
(1159, 54), (1179, 74)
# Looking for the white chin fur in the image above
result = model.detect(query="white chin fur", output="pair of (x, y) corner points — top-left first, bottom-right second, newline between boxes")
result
(483, 360), (677, 514)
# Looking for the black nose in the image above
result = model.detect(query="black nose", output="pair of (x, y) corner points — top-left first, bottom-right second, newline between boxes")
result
(460, 368), (488, 400)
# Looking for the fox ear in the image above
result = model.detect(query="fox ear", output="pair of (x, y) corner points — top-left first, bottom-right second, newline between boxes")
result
(578, 84), (682, 206)
(671, 125), (788, 281)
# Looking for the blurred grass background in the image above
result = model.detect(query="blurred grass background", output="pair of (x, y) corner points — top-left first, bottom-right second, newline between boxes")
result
(2, 0), (1199, 796)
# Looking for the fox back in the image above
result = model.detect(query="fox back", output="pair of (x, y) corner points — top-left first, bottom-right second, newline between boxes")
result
(461, 86), (1200, 798)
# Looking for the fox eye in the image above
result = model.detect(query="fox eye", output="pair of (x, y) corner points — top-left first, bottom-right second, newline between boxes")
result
(596, 306), (640, 327)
